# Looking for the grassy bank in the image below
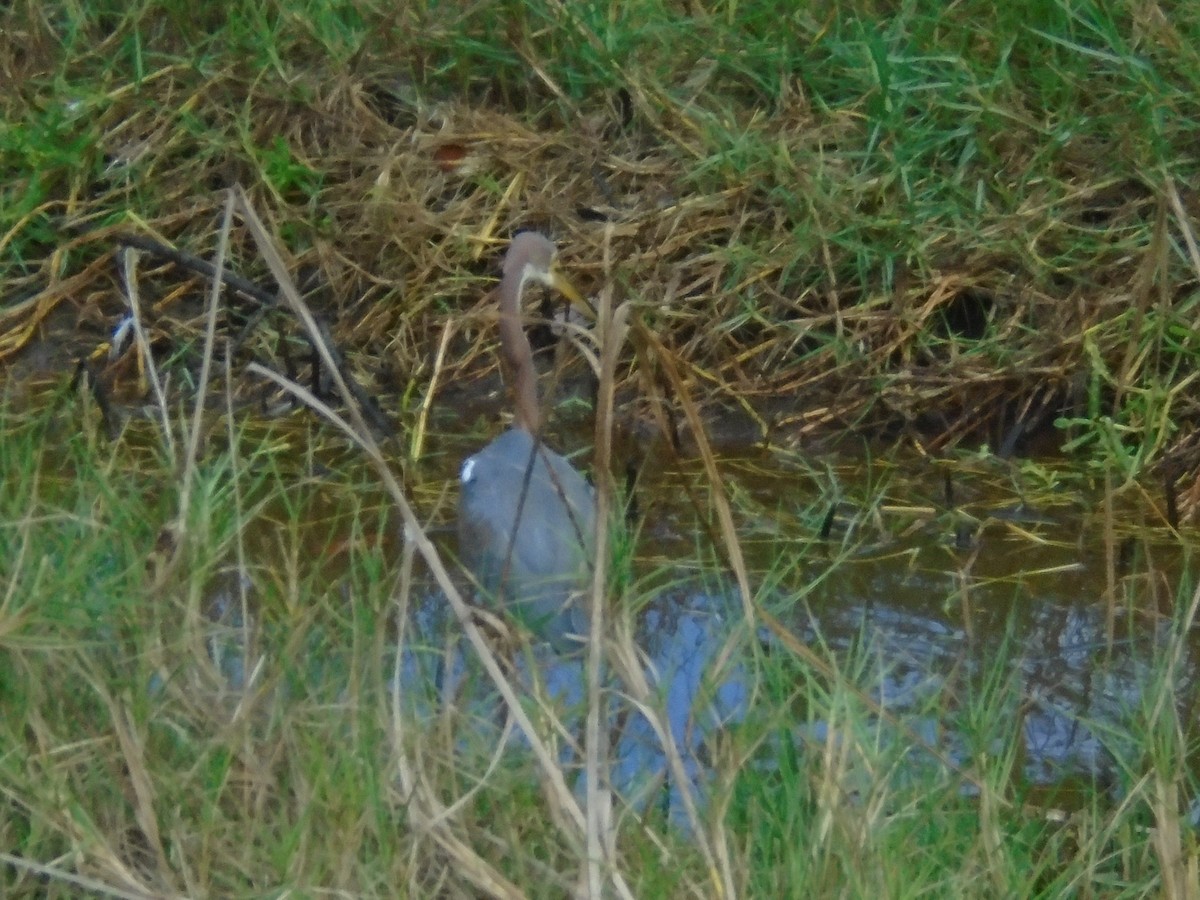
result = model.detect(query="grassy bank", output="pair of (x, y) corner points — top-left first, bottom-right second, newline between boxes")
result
(5, 0), (1200, 472)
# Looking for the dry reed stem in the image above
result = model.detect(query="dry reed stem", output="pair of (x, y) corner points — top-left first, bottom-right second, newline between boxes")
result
(584, 225), (619, 898)
(119, 249), (175, 460)
(178, 193), (235, 527)
(235, 188), (639, 899)
(247, 309), (534, 900)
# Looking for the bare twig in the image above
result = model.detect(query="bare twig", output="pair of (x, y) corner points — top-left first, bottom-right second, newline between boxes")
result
(176, 193), (234, 528)
(114, 231), (279, 309)
(120, 248), (175, 460)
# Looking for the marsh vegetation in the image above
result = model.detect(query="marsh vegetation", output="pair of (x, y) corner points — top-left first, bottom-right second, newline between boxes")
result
(3, 1), (1200, 895)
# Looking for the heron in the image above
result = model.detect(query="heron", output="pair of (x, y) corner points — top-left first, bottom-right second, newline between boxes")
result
(457, 232), (595, 650)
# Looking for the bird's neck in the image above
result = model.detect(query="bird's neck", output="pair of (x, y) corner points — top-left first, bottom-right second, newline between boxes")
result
(497, 268), (541, 433)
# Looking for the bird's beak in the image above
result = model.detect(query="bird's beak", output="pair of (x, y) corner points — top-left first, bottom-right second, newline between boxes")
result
(550, 272), (595, 320)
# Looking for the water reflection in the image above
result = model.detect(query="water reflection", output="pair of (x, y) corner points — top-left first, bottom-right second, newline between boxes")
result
(791, 598), (1194, 791)
(361, 567), (1190, 830)
(190, 446), (1197, 827)
(385, 589), (750, 826)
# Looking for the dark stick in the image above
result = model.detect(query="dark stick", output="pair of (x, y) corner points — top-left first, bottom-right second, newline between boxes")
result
(114, 232), (278, 308)
(115, 232), (395, 438)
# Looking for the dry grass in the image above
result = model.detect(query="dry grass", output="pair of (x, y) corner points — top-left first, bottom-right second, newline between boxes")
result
(4, 0), (1200, 481)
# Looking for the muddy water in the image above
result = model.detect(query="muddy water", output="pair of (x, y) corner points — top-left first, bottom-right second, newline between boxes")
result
(212, 413), (1197, 821)
(664, 448), (1195, 807)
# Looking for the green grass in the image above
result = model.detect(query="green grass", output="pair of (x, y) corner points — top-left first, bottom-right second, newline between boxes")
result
(6, 0), (1200, 468)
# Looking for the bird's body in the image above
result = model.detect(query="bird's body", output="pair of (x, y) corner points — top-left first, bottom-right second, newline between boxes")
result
(459, 428), (594, 646)
(457, 233), (595, 650)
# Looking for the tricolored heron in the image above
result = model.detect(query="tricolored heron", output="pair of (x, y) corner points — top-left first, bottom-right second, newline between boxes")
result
(457, 232), (595, 649)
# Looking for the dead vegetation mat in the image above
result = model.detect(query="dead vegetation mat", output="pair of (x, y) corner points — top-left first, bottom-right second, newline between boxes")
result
(4, 5), (1200, 495)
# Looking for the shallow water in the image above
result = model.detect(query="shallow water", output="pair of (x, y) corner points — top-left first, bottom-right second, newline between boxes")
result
(20, 371), (1191, 822)
(188, 416), (1200, 825)
(473, 432), (1191, 805)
